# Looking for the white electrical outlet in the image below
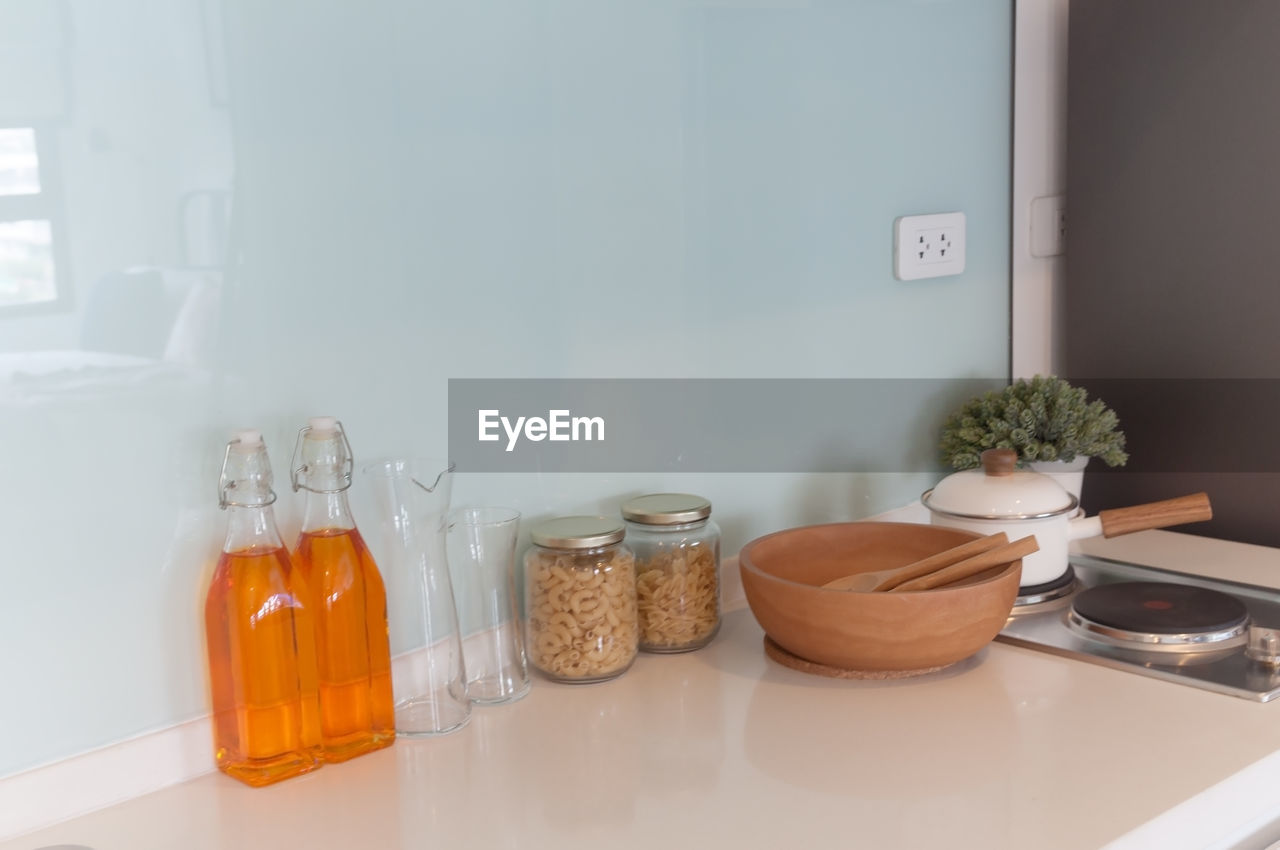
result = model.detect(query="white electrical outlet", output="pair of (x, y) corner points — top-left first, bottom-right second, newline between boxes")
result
(894, 212), (966, 280)
(1030, 194), (1066, 258)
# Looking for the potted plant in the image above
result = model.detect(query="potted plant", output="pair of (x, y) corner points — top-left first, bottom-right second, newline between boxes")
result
(939, 375), (1128, 499)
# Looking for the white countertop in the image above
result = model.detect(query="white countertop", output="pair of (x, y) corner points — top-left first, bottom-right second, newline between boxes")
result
(9, 527), (1280, 850)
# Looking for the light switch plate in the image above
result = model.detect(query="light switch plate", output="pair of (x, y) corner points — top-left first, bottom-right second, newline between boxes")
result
(894, 212), (966, 280)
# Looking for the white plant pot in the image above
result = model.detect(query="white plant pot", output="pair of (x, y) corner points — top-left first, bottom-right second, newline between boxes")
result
(1026, 456), (1090, 503)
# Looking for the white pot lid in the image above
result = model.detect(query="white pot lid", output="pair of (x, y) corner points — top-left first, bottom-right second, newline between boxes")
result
(923, 448), (1078, 520)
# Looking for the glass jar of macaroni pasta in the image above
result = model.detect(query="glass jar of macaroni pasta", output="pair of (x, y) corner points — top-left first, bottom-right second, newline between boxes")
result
(621, 493), (721, 653)
(524, 516), (639, 683)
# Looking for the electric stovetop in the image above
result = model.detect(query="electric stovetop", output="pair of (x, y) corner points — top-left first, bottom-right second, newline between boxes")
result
(997, 554), (1280, 702)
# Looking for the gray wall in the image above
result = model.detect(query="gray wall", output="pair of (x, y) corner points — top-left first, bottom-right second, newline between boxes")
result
(1066, 0), (1280, 545)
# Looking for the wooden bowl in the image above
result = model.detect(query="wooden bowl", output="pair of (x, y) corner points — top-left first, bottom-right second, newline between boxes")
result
(739, 522), (1021, 672)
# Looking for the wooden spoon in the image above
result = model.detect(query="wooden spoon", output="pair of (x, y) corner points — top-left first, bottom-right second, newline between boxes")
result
(821, 532), (1008, 592)
(890, 535), (1039, 592)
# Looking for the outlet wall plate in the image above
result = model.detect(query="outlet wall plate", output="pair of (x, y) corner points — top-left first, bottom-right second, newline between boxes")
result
(894, 212), (966, 280)
(1030, 194), (1066, 258)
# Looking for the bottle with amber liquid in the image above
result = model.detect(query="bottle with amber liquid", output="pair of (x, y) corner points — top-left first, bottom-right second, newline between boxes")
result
(205, 429), (322, 787)
(290, 417), (395, 761)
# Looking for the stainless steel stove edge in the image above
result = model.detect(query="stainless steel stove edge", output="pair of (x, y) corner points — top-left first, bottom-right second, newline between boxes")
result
(995, 555), (1280, 702)
(992, 632), (1280, 703)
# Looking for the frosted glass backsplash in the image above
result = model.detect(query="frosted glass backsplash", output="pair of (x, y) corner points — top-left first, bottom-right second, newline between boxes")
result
(0, 0), (1010, 776)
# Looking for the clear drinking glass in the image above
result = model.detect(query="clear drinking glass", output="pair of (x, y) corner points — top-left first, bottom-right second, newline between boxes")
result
(448, 507), (530, 705)
(360, 458), (470, 736)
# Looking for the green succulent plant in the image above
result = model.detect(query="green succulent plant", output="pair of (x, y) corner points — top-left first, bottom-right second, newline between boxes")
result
(940, 375), (1129, 470)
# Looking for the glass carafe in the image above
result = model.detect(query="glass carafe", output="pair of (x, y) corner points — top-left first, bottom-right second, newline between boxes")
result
(361, 458), (471, 735)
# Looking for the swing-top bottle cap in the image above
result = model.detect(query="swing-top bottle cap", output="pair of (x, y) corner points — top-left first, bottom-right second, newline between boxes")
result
(220, 429), (276, 507)
(232, 429), (264, 449)
(293, 417), (353, 493)
(307, 416), (339, 435)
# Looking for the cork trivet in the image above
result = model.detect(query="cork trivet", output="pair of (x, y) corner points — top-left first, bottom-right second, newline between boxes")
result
(763, 635), (952, 680)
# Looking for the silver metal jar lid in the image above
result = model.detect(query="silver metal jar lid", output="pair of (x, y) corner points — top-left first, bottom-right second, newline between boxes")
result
(621, 493), (712, 525)
(531, 516), (626, 549)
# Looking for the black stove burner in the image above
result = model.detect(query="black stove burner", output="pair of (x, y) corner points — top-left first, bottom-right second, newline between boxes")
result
(1012, 566), (1078, 612)
(1071, 581), (1248, 635)
(1019, 568), (1076, 598)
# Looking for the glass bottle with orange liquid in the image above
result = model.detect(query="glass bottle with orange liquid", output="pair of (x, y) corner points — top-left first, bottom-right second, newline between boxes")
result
(290, 417), (395, 761)
(205, 429), (322, 787)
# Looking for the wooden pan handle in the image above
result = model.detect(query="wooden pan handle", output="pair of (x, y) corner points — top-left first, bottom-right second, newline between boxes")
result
(871, 532), (1008, 591)
(891, 535), (1039, 592)
(1098, 492), (1213, 538)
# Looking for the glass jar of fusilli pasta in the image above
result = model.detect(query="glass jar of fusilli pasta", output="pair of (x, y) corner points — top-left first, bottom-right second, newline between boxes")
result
(621, 493), (720, 653)
(524, 516), (639, 683)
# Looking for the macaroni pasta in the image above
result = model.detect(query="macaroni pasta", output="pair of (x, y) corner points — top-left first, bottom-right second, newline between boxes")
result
(526, 547), (638, 680)
(635, 542), (719, 650)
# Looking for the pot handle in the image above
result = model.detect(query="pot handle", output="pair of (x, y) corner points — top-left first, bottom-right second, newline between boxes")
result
(1097, 492), (1213, 538)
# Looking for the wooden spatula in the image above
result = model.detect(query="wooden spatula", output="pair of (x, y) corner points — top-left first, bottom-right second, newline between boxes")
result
(890, 535), (1038, 592)
(819, 532), (1039, 591)
(821, 532), (1008, 592)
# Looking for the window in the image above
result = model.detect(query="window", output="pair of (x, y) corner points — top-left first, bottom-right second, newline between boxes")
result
(0, 128), (41, 196)
(0, 126), (67, 312)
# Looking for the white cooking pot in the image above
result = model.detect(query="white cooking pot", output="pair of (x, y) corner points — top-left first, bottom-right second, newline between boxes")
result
(922, 449), (1212, 587)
